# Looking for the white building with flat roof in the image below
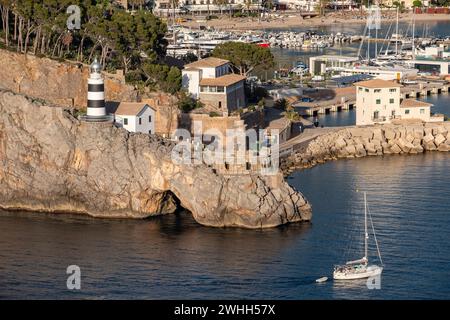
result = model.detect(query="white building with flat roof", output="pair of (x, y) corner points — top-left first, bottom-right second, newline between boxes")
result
(342, 65), (419, 81)
(309, 55), (360, 75)
(153, 0), (255, 14)
(355, 79), (443, 126)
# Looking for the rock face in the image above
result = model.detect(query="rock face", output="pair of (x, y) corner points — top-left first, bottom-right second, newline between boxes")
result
(0, 90), (311, 228)
(0, 49), (137, 108)
(282, 123), (450, 174)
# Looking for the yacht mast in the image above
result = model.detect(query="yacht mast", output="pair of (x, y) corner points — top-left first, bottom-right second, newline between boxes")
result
(364, 191), (369, 261)
(412, 9), (416, 59)
(395, 6), (399, 55)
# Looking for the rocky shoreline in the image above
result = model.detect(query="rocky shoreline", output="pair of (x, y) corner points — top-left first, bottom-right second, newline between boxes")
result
(281, 122), (450, 175)
(0, 90), (311, 228)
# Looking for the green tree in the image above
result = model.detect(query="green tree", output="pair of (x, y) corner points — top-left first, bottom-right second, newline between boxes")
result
(0, 0), (12, 46)
(212, 41), (274, 76)
(0, 1), (178, 93)
(177, 91), (202, 112)
(141, 62), (181, 93)
(274, 98), (288, 110)
(244, 0), (252, 15)
(412, 0), (423, 6)
(164, 66), (182, 94)
(284, 109), (300, 122)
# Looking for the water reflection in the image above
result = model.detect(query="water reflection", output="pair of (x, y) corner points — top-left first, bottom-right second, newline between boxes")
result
(2, 153), (450, 299)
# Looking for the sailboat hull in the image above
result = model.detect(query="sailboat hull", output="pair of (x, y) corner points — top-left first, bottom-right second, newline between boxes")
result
(333, 265), (383, 280)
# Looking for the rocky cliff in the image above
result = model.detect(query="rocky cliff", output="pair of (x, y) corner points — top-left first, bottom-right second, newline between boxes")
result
(282, 123), (450, 174)
(0, 49), (138, 107)
(0, 90), (311, 228)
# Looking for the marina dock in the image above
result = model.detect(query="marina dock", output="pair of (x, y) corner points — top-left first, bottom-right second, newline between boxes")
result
(295, 80), (450, 117)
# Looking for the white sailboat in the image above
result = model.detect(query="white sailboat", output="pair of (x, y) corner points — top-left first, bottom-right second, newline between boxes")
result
(333, 192), (384, 280)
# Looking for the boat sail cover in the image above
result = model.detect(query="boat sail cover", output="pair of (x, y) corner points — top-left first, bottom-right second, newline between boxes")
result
(346, 257), (368, 265)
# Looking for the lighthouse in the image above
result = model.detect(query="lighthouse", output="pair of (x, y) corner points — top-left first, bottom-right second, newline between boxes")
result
(86, 58), (106, 119)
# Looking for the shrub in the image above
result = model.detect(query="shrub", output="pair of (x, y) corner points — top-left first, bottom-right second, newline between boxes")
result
(178, 91), (202, 112)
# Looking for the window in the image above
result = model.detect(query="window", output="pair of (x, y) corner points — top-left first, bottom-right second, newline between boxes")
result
(376, 99), (381, 104)
(124, 118), (128, 125)
(365, 88), (369, 92)
(420, 109), (425, 114)
(390, 89), (396, 93)
(149, 115), (152, 122)
(374, 89), (381, 93)
(149, 130), (152, 134)
(405, 109), (410, 114)
(390, 98), (394, 104)
(138, 117), (142, 125)
(218, 101), (222, 108)
(373, 111), (379, 119)
(217, 86), (224, 92)
(358, 87), (363, 92)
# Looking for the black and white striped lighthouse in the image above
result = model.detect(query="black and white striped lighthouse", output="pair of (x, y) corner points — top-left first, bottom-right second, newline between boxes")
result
(86, 58), (106, 118)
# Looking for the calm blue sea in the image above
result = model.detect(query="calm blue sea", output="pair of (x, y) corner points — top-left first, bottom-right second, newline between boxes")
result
(0, 20), (449, 300)
(1, 152), (450, 299)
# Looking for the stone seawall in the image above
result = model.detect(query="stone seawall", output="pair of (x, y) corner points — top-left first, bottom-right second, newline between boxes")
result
(281, 122), (450, 175)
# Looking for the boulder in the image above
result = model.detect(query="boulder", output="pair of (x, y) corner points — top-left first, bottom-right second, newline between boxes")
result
(335, 136), (347, 149)
(405, 134), (415, 143)
(437, 144), (450, 152)
(424, 141), (437, 151)
(365, 142), (377, 155)
(434, 133), (446, 146)
(355, 144), (367, 157)
(423, 134), (435, 144)
(390, 144), (402, 154)
(372, 128), (384, 141)
(349, 127), (373, 140)
(345, 144), (356, 156)
(397, 138), (413, 153)
(384, 128), (396, 140)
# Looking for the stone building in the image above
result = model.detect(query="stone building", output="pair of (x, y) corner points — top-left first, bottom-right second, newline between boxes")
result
(182, 57), (246, 115)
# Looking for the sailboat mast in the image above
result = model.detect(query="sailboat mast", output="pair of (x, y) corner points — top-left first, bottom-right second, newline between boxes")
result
(364, 192), (368, 260)
(412, 9), (415, 59)
(395, 6), (399, 55)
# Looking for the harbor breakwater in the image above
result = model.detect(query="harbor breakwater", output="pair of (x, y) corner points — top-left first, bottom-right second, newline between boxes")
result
(281, 122), (450, 175)
(0, 90), (311, 229)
